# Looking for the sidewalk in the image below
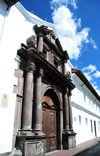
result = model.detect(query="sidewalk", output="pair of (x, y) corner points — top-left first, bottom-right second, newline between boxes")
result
(46, 136), (100, 156)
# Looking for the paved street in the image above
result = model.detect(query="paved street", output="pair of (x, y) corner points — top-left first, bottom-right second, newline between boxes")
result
(76, 142), (100, 156)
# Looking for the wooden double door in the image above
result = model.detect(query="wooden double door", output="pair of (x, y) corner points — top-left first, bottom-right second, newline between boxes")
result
(42, 95), (57, 152)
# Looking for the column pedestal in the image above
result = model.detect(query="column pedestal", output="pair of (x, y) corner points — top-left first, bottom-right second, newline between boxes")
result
(15, 134), (47, 156)
(63, 133), (76, 149)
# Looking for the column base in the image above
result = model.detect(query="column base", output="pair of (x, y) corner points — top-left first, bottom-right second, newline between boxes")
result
(63, 132), (76, 149)
(18, 129), (33, 136)
(15, 133), (47, 156)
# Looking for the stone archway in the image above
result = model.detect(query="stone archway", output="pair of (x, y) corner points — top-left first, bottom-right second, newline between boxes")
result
(42, 89), (60, 153)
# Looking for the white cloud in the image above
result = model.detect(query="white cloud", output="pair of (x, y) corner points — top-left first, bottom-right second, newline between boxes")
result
(93, 70), (100, 78)
(82, 64), (96, 73)
(82, 65), (100, 95)
(92, 83), (100, 95)
(52, 6), (90, 59)
(50, 0), (97, 60)
(50, 0), (78, 10)
(83, 72), (92, 81)
(90, 38), (97, 49)
(82, 64), (96, 81)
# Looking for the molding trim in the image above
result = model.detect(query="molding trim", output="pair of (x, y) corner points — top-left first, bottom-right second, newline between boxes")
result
(15, 2), (58, 37)
(72, 74), (100, 106)
(72, 101), (100, 119)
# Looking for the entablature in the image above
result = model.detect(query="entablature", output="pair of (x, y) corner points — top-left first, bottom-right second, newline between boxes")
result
(17, 44), (75, 90)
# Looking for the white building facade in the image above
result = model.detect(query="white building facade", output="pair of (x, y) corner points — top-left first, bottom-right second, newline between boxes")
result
(0, 1), (100, 155)
(71, 69), (100, 145)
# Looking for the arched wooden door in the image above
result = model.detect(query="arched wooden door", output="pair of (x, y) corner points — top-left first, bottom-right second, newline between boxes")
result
(42, 93), (57, 153)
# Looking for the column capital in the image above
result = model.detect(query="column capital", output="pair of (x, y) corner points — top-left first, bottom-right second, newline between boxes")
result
(62, 59), (67, 64)
(37, 32), (44, 38)
(69, 89), (72, 96)
(39, 68), (44, 77)
(25, 63), (36, 73)
(64, 87), (69, 94)
(36, 66), (44, 77)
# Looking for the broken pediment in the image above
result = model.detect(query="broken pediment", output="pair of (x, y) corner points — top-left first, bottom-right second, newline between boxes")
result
(33, 25), (69, 63)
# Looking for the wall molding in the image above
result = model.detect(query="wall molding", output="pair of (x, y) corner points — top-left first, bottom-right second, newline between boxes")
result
(72, 101), (100, 119)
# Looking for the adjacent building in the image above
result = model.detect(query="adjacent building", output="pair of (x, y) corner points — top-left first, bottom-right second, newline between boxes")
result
(0, 1), (100, 155)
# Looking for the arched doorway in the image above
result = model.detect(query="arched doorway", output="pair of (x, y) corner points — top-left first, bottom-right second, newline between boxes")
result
(42, 90), (59, 153)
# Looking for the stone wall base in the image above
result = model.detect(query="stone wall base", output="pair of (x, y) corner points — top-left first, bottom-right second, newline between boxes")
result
(63, 132), (76, 149)
(15, 134), (47, 156)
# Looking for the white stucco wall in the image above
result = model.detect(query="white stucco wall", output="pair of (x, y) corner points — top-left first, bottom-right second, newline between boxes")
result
(0, 1), (59, 154)
(0, 1), (35, 154)
(0, 0), (100, 154)
(72, 74), (100, 145)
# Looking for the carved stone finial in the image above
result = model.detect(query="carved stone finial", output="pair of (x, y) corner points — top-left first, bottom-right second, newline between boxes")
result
(66, 71), (71, 79)
(26, 35), (36, 46)
(50, 30), (56, 39)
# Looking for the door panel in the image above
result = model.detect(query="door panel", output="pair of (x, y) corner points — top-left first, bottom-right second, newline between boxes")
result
(42, 95), (57, 152)
(49, 109), (57, 151)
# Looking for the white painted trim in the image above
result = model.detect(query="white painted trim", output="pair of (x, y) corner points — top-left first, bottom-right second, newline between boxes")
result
(72, 102), (100, 119)
(72, 73), (100, 105)
(15, 2), (59, 37)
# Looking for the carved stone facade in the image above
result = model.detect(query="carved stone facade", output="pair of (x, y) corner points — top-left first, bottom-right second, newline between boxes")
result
(13, 25), (76, 156)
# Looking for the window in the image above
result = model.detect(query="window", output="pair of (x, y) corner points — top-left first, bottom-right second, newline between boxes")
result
(89, 99), (91, 106)
(85, 118), (88, 125)
(16, 54), (20, 60)
(84, 93), (86, 102)
(98, 121), (100, 131)
(54, 58), (58, 69)
(93, 102), (94, 108)
(79, 115), (81, 124)
(43, 50), (47, 59)
(74, 117), (76, 122)
(90, 120), (93, 132)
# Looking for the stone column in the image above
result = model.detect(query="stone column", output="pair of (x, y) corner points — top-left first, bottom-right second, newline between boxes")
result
(22, 64), (35, 131)
(68, 89), (73, 131)
(38, 33), (43, 53)
(46, 51), (49, 61)
(63, 88), (69, 131)
(63, 88), (76, 149)
(33, 66), (43, 134)
(17, 95), (23, 130)
(63, 60), (67, 75)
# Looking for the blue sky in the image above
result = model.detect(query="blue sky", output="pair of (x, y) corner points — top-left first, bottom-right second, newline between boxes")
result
(20, 0), (100, 94)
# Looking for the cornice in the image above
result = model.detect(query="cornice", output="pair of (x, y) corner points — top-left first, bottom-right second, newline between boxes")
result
(72, 73), (100, 104)
(18, 46), (75, 90)
(72, 101), (100, 119)
(15, 2), (58, 37)
(72, 69), (100, 102)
